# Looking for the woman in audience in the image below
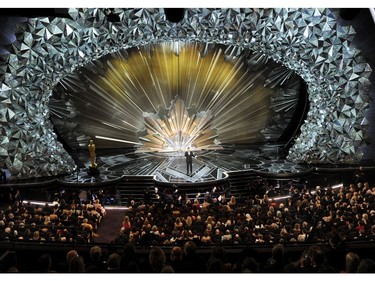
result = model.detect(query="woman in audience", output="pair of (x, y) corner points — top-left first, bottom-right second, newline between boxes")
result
(200, 230), (212, 244)
(174, 217), (183, 232)
(121, 215), (132, 233)
(342, 252), (361, 273)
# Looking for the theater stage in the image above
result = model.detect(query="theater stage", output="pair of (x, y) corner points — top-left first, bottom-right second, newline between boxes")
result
(61, 144), (318, 184)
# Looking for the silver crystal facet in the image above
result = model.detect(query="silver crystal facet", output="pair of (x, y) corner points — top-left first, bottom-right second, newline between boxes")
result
(0, 8), (371, 178)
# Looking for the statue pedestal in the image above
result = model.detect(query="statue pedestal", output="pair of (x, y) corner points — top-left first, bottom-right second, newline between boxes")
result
(88, 166), (100, 177)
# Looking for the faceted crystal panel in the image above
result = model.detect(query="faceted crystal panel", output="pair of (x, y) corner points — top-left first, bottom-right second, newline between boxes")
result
(0, 8), (372, 178)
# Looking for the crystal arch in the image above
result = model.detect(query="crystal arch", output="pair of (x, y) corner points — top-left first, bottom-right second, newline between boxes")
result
(0, 8), (372, 178)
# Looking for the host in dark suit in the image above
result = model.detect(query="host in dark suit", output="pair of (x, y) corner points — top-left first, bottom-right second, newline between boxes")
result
(184, 147), (195, 176)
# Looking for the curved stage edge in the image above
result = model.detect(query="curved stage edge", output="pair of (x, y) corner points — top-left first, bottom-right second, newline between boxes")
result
(2, 146), (375, 196)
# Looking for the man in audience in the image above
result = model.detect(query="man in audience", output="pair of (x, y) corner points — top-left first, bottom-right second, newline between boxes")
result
(168, 246), (184, 273)
(181, 241), (206, 273)
(85, 245), (106, 272)
(106, 253), (121, 273)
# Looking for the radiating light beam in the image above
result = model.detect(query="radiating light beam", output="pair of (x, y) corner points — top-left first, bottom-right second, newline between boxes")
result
(95, 135), (142, 145)
(52, 42), (294, 150)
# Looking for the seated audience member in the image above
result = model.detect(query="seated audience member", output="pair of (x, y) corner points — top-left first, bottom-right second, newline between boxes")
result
(149, 246), (166, 273)
(200, 231), (212, 244)
(209, 246), (232, 272)
(94, 199), (106, 216)
(221, 230), (232, 243)
(106, 253), (122, 273)
(57, 249), (79, 273)
(121, 215), (132, 233)
(181, 241), (207, 273)
(324, 231), (348, 272)
(342, 252), (361, 273)
(241, 257), (260, 273)
(35, 254), (55, 273)
(120, 242), (140, 273)
(85, 245), (106, 272)
(207, 257), (224, 273)
(69, 255), (85, 273)
(357, 258), (375, 273)
(168, 246), (184, 273)
(1, 251), (19, 273)
(263, 243), (289, 273)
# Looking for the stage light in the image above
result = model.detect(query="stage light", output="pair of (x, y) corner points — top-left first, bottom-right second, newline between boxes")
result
(271, 195), (291, 201)
(22, 200), (55, 206)
(370, 8), (375, 23)
(173, 41), (180, 56)
(95, 135), (142, 145)
(331, 183), (343, 190)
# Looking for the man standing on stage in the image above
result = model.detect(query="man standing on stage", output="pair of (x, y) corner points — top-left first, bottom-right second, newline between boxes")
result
(185, 147), (195, 176)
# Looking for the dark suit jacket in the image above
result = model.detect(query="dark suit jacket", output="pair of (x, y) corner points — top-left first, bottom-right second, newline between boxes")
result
(185, 151), (194, 163)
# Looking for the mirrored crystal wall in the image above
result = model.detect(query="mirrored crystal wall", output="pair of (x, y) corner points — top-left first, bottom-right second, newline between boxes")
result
(0, 8), (372, 178)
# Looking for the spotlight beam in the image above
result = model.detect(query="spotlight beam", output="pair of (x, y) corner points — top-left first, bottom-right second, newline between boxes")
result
(53, 42), (285, 149)
(95, 135), (142, 145)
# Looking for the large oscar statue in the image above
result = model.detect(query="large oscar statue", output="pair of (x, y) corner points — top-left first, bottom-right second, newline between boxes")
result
(88, 139), (100, 176)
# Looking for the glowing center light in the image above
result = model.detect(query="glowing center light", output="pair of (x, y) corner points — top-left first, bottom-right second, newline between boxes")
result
(136, 96), (223, 153)
(51, 42), (280, 152)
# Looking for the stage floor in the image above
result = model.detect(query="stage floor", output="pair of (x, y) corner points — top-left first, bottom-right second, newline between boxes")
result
(62, 144), (314, 184)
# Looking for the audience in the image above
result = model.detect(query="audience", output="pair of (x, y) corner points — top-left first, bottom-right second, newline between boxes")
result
(1, 177), (375, 273)
(0, 189), (106, 244)
(107, 178), (375, 256)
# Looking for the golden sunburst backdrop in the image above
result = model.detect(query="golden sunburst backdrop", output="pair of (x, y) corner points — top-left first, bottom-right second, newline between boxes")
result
(50, 42), (298, 153)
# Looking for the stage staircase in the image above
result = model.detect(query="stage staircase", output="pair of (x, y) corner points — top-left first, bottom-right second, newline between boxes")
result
(226, 170), (259, 198)
(113, 170), (265, 206)
(115, 175), (155, 206)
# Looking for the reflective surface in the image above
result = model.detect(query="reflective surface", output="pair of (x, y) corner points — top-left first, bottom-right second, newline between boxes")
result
(51, 43), (296, 151)
(0, 8), (372, 179)
(62, 145), (310, 184)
